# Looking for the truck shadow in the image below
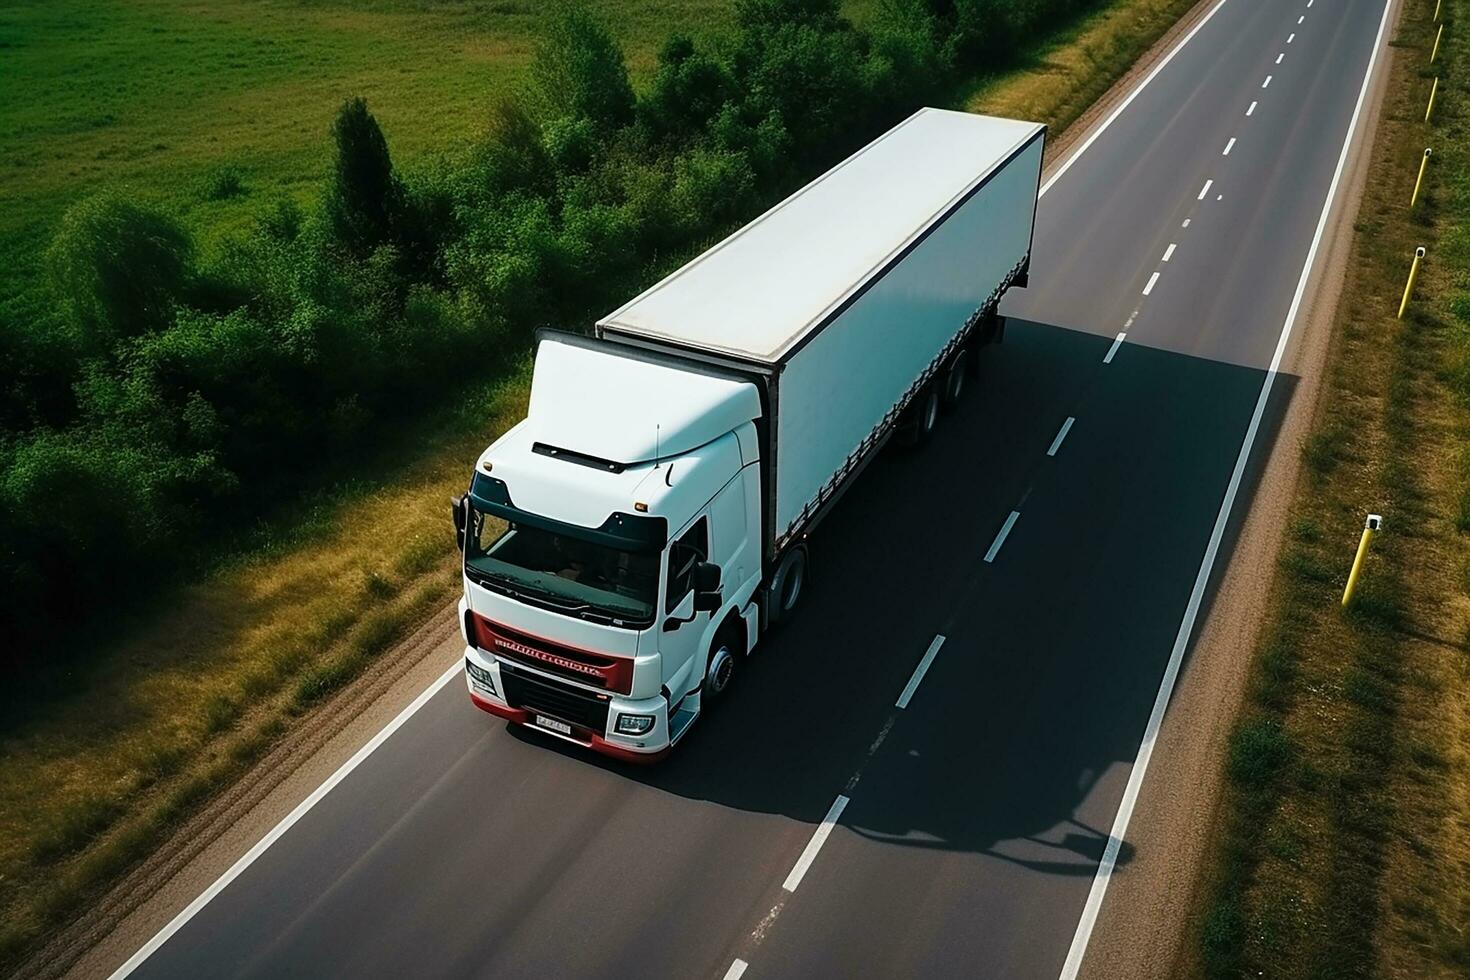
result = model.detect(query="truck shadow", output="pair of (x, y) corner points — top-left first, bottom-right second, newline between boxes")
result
(511, 315), (1296, 880)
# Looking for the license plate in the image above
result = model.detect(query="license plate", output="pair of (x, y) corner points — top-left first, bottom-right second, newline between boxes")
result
(534, 715), (572, 736)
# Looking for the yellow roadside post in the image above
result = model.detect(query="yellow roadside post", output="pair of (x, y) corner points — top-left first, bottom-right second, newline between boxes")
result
(1431, 23), (1444, 64)
(1398, 247), (1426, 318)
(1342, 514), (1383, 608)
(1426, 77), (1440, 123)
(1411, 148), (1432, 208)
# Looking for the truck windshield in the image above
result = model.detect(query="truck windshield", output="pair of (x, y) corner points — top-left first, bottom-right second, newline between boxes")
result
(465, 507), (659, 626)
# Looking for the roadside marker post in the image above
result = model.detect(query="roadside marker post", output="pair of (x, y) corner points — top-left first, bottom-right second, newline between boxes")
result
(1411, 148), (1432, 208)
(1426, 76), (1440, 123)
(1342, 514), (1383, 608)
(1430, 23), (1444, 64)
(1399, 247), (1426, 318)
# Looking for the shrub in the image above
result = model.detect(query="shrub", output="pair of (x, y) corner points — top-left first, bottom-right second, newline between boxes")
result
(639, 35), (738, 143)
(47, 193), (193, 346)
(324, 97), (404, 259)
(529, 2), (635, 131)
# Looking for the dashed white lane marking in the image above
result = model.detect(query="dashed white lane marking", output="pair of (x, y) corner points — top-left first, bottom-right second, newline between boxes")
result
(1163, 243), (1178, 262)
(1288, 31), (1296, 42)
(1276, 52), (1284, 64)
(1247, 100), (1258, 116)
(1262, 75), (1273, 88)
(1222, 137), (1236, 156)
(896, 635), (946, 709)
(724, 960), (749, 980)
(1143, 272), (1161, 296)
(1059, 0), (1396, 976)
(1103, 332), (1127, 364)
(985, 511), (1021, 563)
(1047, 417), (1076, 457)
(1197, 178), (1214, 200)
(1182, 217), (1192, 228)
(783, 795), (850, 892)
(1298, 13), (1305, 23)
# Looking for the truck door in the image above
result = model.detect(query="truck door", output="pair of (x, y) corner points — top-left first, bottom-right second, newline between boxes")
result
(661, 516), (711, 705)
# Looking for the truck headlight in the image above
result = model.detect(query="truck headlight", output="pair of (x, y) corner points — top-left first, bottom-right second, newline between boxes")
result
(614, 713), (655, 736)
(465, 658), (496, 695)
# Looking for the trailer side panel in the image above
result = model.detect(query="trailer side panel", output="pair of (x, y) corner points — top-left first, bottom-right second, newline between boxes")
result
(772, 134), (1043, 546)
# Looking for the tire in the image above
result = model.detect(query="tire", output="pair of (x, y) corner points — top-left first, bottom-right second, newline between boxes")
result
(897, 383), (940, 449)
(940, 349), (968, 412)
(768, 546), (809, 627)
(703, 627), (741, 703)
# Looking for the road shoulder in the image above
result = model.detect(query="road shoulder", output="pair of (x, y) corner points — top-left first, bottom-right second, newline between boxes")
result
(1075, 2), (1404, 976)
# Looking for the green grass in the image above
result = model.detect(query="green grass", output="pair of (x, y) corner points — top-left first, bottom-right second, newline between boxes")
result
(0, 0), (742, 314)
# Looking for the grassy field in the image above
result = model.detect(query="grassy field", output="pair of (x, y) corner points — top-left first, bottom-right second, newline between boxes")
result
(0, 0), (1200, 968)
(0, 0), (748, 309)
(1193, 2), (1470, 977)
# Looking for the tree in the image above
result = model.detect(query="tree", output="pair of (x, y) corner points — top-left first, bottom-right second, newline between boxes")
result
(325, 97), (404, 258)
(530, 2), (635, 130)
(47, 193), (192, 346)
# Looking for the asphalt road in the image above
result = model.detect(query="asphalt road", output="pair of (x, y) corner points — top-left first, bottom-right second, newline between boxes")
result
(118, 1), (1394, 977)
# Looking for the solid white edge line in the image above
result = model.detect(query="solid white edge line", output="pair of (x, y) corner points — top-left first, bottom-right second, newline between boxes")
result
(1197, 178), (1213, 200)
(1047, 416), (1077, 456)
(984, 511), (1021, 563)
(1040, 0), (1233, 198)
(1143, 272), (1161, 296)
(724, 959), (750, 980)
(896, 635), (947, 709)
(1056, 0), (1396, 977)
(783, 794), (850, 892)
(109, 660), (464, 979)
(1103, 332), (1126, 364)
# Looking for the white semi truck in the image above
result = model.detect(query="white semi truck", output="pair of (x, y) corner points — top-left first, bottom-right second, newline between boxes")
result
(454, 108), (1045, 760)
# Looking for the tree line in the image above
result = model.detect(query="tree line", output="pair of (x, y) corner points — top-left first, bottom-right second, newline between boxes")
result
(0, 0), (1102, 663)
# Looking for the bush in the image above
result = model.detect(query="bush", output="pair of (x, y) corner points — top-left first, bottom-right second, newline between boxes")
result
(639, 35), (739, 143)
(47, 193), (193, 346)
(529, 2), (635, 131)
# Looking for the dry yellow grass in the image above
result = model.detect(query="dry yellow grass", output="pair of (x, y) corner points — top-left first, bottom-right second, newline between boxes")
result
(0, 368), (528, 962)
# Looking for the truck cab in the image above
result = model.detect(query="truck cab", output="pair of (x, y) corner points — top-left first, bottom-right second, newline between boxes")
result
(457, 336), (763, 761)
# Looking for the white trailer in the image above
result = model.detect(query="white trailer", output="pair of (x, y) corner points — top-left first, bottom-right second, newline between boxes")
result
(455, 108), (1045, 760)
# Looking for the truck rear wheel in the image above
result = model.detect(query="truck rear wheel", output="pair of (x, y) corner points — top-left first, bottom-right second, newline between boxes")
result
(768, 546), (808, 626)
(941, 350), (968, 412)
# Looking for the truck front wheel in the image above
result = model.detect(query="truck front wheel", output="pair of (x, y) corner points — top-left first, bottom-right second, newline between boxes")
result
(704, 628), (741, 702)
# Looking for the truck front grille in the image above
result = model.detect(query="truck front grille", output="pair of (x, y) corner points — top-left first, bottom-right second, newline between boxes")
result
(499, 663), (611, 735)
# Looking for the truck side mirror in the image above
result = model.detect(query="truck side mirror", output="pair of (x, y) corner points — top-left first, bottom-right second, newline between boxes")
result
(451, 493), (468, 551)
(692, 561), (722, 612)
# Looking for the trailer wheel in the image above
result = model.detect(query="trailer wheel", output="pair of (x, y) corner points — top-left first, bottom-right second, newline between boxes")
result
(897, 383), (940, 449)
(941, 350), (968, 412)
(768, 546), (808, 626)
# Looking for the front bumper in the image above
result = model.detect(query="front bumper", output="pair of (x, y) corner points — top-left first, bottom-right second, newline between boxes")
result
(463, 646), (670, 763)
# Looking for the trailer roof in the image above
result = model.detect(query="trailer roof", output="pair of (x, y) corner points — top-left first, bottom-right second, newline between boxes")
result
(596, 108), (1044, 365)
